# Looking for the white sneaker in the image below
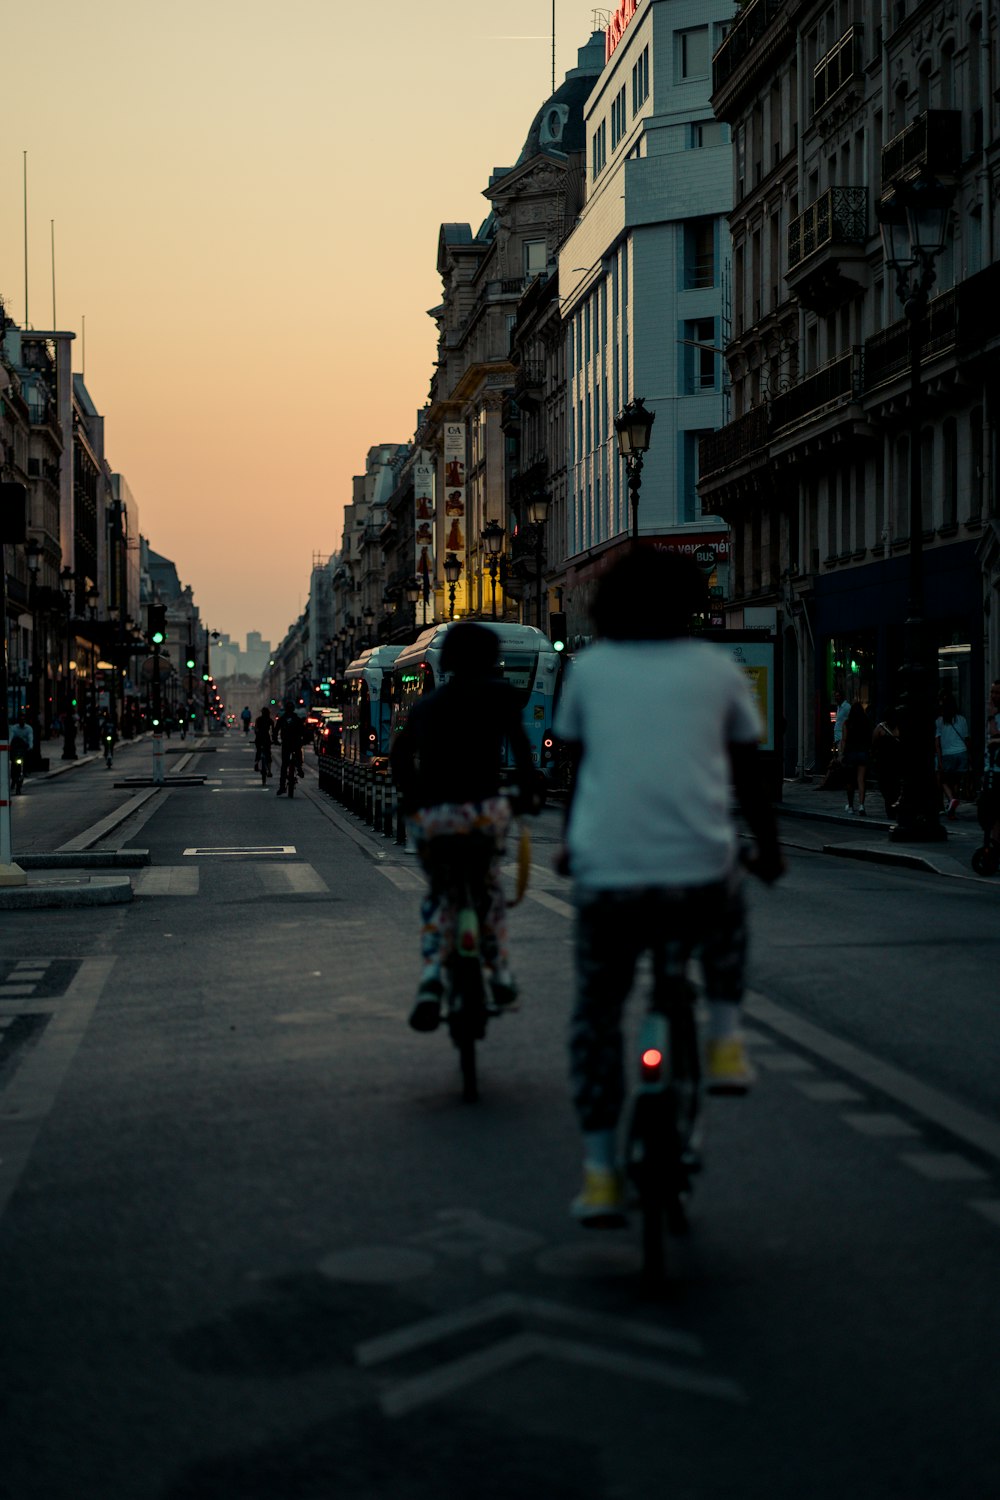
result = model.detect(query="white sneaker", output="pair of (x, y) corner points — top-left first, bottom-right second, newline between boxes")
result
(844, 803), (855, 814)
(857, 805), (867, 817)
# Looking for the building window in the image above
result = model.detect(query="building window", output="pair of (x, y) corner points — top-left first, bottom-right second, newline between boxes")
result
(676, 27), (709, 81)
(632, 45), (650, 113)
(684, 219), (716, 288)
(691, 120), (728, 147)
(682, 432), (710, 524)
(592, 120), (607, 178)
(684, 318), (718, 393)
(611, 84), (627, 150)
(523, 239), (546, 277)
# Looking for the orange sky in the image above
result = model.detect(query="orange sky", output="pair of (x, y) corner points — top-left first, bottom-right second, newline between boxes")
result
(1, 1), (596, 647)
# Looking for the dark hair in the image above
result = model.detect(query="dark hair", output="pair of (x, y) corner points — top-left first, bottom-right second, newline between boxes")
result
(591, 549), (708, 641)
(440, 621), (500, 676)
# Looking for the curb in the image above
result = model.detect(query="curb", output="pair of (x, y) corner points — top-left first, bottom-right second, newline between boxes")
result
(16, 850), (150, 870)
(0, 875), (133, 910)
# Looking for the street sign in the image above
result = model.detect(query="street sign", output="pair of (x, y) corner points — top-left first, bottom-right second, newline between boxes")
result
(694, 547), (717, 575)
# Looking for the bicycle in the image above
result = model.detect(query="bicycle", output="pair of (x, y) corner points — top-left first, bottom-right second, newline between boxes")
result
(104, 734), (115, 770)
(10, 751), (26, 795)
(285, 755), (298, 798)
(258, 749), (272, 786)
(623, 960), (702, 1289)
(422, 832), (499, 1103)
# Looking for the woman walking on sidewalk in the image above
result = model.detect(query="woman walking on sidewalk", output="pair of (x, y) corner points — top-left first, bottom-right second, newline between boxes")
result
(935, 693), (970, 819)
(841, 702), (872, 815)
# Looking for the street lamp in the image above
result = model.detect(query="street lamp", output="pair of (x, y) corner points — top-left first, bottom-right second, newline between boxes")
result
(614, 396), (656, 544)
(878, 177), (955, 844)
(24, 540), (43, 766)
(481, 519), (505, 620)
(362, 604), (376, 646)
(443, 552), (462, 621)
(524, 491), (550, 630)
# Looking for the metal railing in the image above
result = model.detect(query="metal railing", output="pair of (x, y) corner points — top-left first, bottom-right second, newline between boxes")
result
(699, 406), (770, 481)
(814, 26), (859, 112)
(787, 187), (867, 269)
(770, 347), (862, 430)
(712, 0), (785, 92)
(864, 290), (958, 388)
(316, 751), (407, 845)
(881, 110), (962, 193)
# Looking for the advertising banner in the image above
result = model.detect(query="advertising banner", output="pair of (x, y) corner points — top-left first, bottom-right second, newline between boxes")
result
(414, 452), (435, 602)
(442, 423), (467, 584)
(717, 638), (775, 751)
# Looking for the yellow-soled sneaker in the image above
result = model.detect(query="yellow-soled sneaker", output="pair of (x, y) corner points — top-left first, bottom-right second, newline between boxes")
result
(705, 1035), (755, 1095)
(571, 1166), (627, 1228)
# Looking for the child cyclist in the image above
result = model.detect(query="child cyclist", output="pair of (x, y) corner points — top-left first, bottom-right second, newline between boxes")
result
(390, 622), (538, 1032)
(554, 548), (785, 1225)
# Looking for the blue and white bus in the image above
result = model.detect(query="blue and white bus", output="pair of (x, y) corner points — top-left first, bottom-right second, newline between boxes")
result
(390, 622), (562, 792)
(342, 644), (405, 762)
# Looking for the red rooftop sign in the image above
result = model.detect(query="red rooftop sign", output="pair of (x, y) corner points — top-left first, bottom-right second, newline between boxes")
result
(605, 0), (638, 63)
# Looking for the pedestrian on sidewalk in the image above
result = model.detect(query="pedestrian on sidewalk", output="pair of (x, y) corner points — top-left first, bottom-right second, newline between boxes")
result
(841, 702), (872, 815)
(935, 692), (970, 819)
(871, 711), (902, 818)
(814, 689), (851, 790)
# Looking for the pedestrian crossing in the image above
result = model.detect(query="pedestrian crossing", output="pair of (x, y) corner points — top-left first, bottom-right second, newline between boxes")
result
(133, 862), (329, 896)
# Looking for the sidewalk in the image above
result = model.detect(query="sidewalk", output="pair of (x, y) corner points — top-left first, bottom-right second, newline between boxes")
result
(776, 775), (989, 882)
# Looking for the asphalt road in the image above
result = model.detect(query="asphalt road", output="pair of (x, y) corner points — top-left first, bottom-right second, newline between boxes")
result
(1, 736), (998, 1499)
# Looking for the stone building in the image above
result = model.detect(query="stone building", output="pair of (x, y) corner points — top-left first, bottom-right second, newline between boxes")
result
(699, 0), (999, 772)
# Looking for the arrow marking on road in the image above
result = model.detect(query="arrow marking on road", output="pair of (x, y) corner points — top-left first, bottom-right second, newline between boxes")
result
(355, 1292), (745, 1416)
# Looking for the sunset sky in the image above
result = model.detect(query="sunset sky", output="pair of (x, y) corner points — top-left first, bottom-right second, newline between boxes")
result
(1, 1), (598, 648)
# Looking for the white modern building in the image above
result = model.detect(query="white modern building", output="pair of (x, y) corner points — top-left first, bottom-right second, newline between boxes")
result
(558, 0), (738, 621)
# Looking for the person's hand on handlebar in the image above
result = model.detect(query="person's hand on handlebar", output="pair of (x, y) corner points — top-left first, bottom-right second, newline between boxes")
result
(741, 843), (786, 885)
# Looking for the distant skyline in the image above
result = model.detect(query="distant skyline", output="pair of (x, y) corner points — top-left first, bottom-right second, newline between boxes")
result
(1, 1), (598, 645)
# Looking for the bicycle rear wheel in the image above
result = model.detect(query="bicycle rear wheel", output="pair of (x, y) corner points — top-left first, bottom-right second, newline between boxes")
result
(446, 958), (487, 1103)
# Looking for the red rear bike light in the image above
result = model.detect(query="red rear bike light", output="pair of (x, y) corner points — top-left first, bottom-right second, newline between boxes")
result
(641, 1048), (663, 1070)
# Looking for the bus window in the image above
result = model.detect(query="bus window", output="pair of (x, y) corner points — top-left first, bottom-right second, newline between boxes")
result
(497, 653), (538, 708)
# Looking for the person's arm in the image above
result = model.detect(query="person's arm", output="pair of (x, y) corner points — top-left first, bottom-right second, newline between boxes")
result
(729, 741), (785, 884)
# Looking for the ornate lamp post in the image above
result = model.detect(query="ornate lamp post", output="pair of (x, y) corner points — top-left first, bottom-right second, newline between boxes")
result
(443, 552), (462, 621)
(404, 576), (422, 634)
(524, 491), (550, 630)
(481, 519), (505, 620)
(362, 605), (376, 647)
(878, 178), (954, 844)
(614, 396), (656, 544)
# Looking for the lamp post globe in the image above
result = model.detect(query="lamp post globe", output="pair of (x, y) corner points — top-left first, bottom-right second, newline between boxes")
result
(614, 396), (656, 544)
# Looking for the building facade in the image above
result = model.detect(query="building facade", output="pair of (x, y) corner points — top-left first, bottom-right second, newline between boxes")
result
(700, 0), (999, 773)
(557, 0), (737, 637)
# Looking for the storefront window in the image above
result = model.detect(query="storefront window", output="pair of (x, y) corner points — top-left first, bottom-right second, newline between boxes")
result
(937, 636), (972, 718)
(826, 634), (877, 709)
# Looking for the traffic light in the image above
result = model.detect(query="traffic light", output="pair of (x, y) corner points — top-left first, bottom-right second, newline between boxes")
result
(148, 605), (167, 646)
(185, 653), (196, 671)
(548, 612), (568, 653)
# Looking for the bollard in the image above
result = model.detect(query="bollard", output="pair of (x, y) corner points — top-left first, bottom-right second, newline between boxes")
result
(373, 774), (384, 834)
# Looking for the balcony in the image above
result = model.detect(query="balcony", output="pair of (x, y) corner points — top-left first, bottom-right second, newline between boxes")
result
(699, 406), (770, 484)
(513, 359), (544, 409)
(864, 289), (958, 389)
(880, 111), (962, 198)
(813, 26), (860, 113)
(785, 187), (868, 312)
(712, 0), (786, 97)
(770, 347), (863, 433)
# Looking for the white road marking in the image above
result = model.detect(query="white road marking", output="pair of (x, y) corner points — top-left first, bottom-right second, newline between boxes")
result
(899, 1152), (990, 1183)
(133, 867), (200, 896)
(0, 957), (116, 1221)
(746, 991), (1000, 1165)
(968, 1201), (1000, 1229)
(753, 1053), (817, 1074)
(12, 960), (50, 969)
(528, 888), (575, 919)
(254, 864), (328, 895)
(795, 1081), (866, 1103)
(841, 1112), (920, 1138)
(182, 845), (296, 856)
(0, 986), (37, 998)
(377, 866), (425, 891)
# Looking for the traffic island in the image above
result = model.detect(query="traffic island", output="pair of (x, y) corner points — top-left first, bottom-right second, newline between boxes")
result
(0, 871), (133, 910)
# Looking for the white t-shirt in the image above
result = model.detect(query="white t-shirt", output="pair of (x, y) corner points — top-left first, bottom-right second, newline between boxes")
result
(554, 638), (763, 890)
(935, 715), (969, 756)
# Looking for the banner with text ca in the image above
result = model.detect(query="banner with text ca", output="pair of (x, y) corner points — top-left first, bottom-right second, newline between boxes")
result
(414, 452), (435, 602)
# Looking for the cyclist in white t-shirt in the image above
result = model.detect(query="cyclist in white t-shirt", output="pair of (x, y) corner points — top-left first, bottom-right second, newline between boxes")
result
(554, 548), (784, 1225)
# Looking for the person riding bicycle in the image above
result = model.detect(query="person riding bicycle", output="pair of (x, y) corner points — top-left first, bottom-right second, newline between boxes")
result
(390, 621), (537, 1033)
(554, 549), (785, 1225)
(9, 712), (33, 787)
(253, 706), (274, 777)
(240, 705), (252, 736)
(100, 714), (117, 759)
(274, 701), (306, 795)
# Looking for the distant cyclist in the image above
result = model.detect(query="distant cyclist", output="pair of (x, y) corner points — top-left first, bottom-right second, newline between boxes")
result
(390, 621), (537, 1032)
(253, 706), (273, 779)
(9, 711), (33, 791)
(274, 701), (306, 795)
(554, 549), (784, 1225)
(240, 705), (252, 736)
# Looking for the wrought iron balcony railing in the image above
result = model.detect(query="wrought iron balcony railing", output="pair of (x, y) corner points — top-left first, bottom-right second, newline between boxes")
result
(787, 187), (867, 270)
(865, 290), (958, 389)
(770, 347), (863, 431)
(699, 406), (770, 482)
(712, 0), (785, 93)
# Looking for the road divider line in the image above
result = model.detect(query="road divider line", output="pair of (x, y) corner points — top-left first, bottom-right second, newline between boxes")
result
(57, 789), (161, 852)
(746, 990), (1000, 1165)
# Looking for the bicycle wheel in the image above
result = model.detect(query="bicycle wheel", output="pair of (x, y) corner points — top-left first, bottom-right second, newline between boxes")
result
(627, 1091), (669, 1284)
(446, 957), (486, 1103)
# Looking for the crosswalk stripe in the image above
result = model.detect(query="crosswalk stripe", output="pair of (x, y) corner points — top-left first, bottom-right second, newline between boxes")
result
(133, 867), (200, 896)
(254, 864), (329, 894)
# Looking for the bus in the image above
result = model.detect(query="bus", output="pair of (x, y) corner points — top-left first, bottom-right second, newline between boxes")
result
(342, 644), (405, 762)
(390, 622), (562, 794)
